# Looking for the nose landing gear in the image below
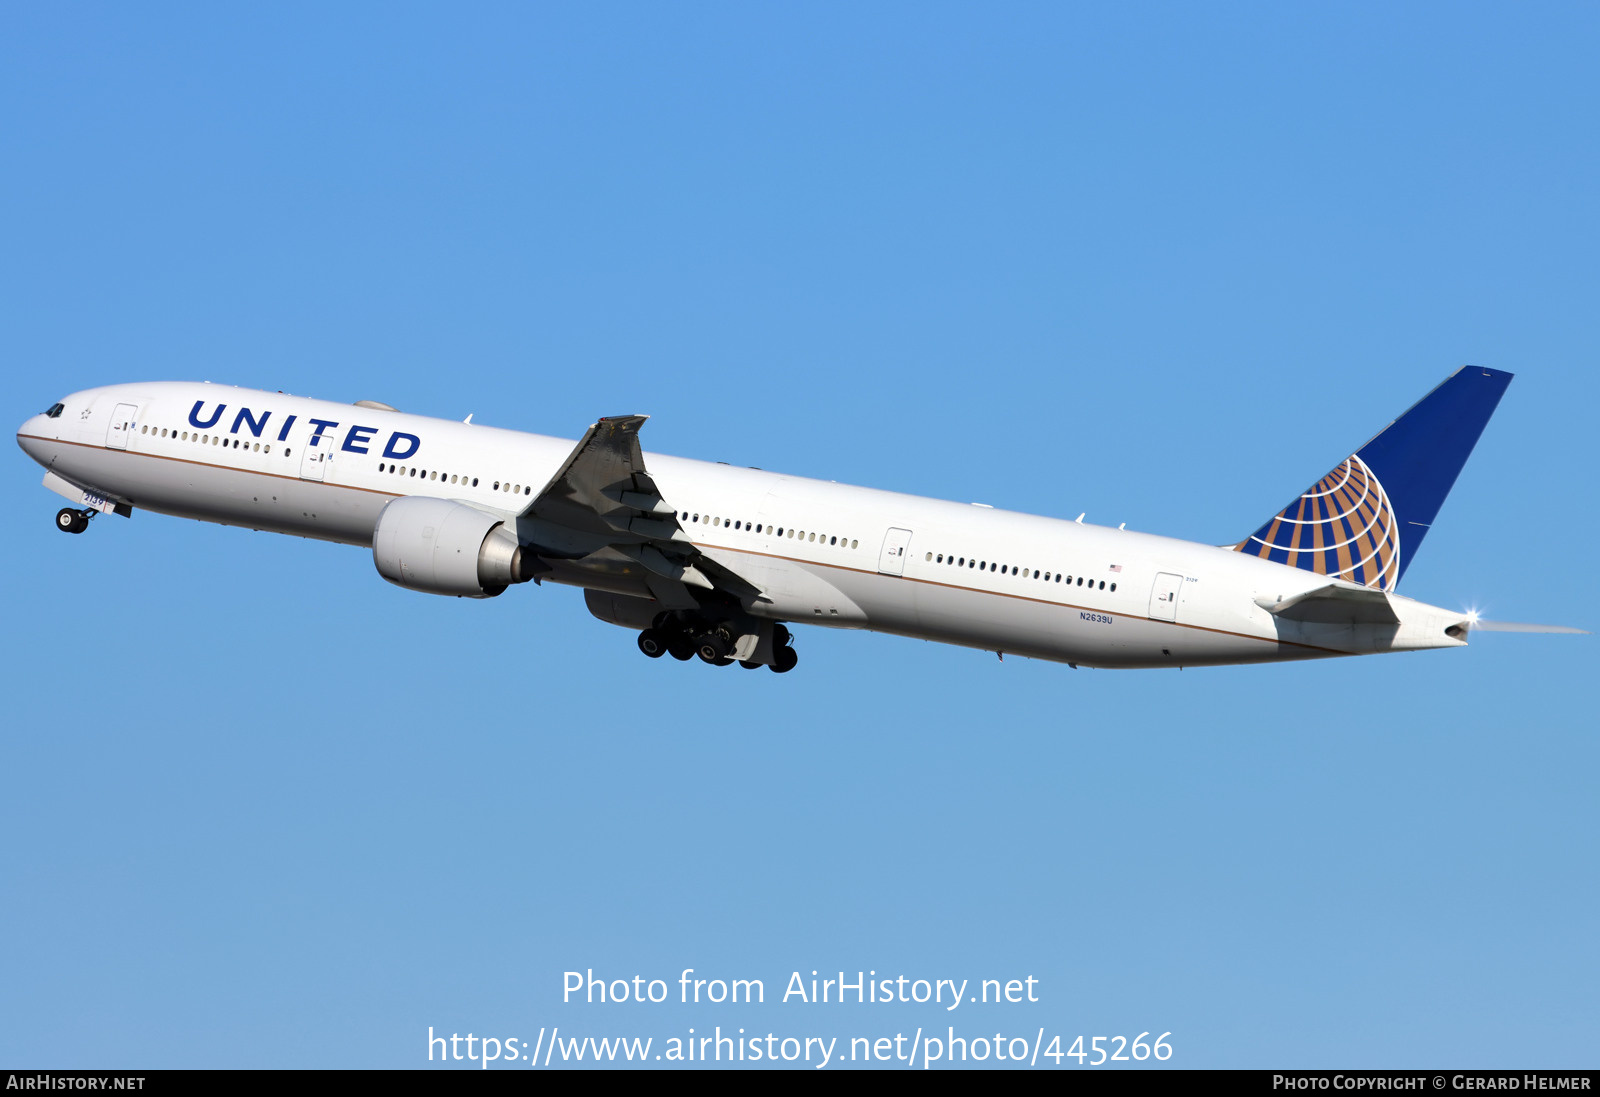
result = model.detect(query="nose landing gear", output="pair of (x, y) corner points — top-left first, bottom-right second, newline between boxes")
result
(55, 508), (93, 534)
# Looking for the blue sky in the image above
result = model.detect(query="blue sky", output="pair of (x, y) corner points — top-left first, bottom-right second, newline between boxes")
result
(2, 2), (1595, 1069)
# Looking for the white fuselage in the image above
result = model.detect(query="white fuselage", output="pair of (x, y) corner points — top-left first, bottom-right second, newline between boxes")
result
(16, 382), (1472, 669)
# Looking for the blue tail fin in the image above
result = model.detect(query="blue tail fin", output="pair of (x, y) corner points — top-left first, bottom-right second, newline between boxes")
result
(1234, 366), (1513, 590)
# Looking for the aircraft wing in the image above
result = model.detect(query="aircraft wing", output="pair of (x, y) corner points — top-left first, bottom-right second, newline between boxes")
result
(518, 415), (759, 607)
(1255, 583), (1400, 625)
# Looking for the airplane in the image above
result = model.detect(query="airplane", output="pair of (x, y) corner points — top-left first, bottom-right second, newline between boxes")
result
(14, 367), (1583, 673)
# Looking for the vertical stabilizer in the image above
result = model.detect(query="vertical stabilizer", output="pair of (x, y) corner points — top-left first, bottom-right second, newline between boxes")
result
(1235, 366), (1513, 590)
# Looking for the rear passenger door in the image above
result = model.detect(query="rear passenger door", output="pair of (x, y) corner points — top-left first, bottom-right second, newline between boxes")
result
(1148, 572), (1183, 622)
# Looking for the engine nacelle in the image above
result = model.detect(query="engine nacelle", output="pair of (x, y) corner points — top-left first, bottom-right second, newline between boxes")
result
(372, 496), (535, 598)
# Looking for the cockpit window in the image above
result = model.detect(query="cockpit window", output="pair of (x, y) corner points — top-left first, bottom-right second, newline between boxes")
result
(44, 403), (64, 419)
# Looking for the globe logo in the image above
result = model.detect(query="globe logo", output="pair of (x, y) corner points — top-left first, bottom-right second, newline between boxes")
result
(1237, 455), (1401, 590)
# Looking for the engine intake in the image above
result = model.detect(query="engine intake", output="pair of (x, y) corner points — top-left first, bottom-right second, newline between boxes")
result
(372, 496), (536, 597)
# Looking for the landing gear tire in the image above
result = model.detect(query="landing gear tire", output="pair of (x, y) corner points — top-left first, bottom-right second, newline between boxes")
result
(771, 646), (799, 674)
(738, 659), (763, 670)
(55, 508), (89, 534)
(696, 632), (731, 664)
(637, 629), (667, 658)
(666, 634), (694, 661)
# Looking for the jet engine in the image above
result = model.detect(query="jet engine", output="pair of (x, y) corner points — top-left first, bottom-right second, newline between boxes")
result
(372, 496), (536, 597)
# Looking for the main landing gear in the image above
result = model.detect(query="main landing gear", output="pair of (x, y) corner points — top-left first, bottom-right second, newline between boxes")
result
(55, 508), (94, 534)
(636, 619), (798, 673)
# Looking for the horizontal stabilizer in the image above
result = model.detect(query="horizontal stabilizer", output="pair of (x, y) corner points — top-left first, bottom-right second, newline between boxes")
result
(1256, 583), (1399, 625)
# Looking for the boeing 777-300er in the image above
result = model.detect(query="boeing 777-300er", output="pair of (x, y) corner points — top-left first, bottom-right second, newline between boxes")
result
(14, 367), (1583, 673)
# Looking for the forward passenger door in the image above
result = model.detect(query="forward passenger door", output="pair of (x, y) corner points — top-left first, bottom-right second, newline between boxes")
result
(105, 403), (138, 450)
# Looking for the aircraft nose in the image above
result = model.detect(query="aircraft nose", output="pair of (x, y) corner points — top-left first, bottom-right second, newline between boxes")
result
(17, 414), (49, 463)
